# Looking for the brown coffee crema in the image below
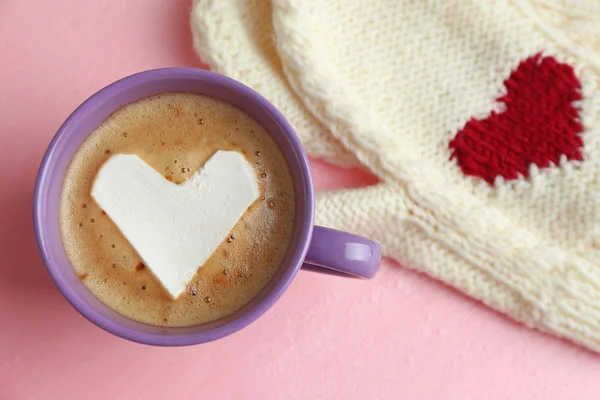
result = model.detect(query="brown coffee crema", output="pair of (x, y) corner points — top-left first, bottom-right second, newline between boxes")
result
(59, 93), (296, 327)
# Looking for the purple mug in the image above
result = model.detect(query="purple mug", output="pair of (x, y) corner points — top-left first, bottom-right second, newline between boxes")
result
(34, 68), (381, 346)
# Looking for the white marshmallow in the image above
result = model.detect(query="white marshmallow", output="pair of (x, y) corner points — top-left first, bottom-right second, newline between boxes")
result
(91, 151), (260, 299)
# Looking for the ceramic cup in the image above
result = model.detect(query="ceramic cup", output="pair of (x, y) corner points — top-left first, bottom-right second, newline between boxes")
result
(34, 68), (381, 345)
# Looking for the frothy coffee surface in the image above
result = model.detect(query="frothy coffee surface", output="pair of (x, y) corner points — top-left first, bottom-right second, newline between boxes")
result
(59, 93), (295, 327)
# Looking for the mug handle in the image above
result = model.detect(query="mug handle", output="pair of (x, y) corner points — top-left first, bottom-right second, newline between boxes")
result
(302, 226), (382, 279)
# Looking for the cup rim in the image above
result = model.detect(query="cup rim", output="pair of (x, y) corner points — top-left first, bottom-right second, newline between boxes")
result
(33, 68), (315, 345)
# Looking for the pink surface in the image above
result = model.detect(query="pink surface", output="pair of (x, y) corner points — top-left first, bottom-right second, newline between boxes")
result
(1, 1), (600, 399)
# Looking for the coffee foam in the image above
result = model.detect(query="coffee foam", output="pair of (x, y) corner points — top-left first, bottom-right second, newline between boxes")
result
(59, 93), (295, 327)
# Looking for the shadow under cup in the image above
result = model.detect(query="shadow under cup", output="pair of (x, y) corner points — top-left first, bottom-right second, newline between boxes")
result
(34, 68), (314, 346)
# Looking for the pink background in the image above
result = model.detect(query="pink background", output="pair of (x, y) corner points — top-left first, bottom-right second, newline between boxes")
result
(1, 1), (600, 399)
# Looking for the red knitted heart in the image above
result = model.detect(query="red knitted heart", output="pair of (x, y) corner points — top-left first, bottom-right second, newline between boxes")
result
(449, 53), (584, 185)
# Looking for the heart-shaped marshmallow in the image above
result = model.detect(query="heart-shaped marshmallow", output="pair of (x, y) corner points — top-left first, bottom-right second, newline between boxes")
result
(92, 151), (260, 299)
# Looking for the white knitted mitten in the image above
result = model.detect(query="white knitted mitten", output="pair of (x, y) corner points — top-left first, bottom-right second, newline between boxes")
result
(192, 0), (600, 351)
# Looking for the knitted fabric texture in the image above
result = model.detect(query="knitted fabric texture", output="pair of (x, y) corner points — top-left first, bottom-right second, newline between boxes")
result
(191, 0), (600, 351)
(449, 53), (585, 184)
(190, 0), (357, 166)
